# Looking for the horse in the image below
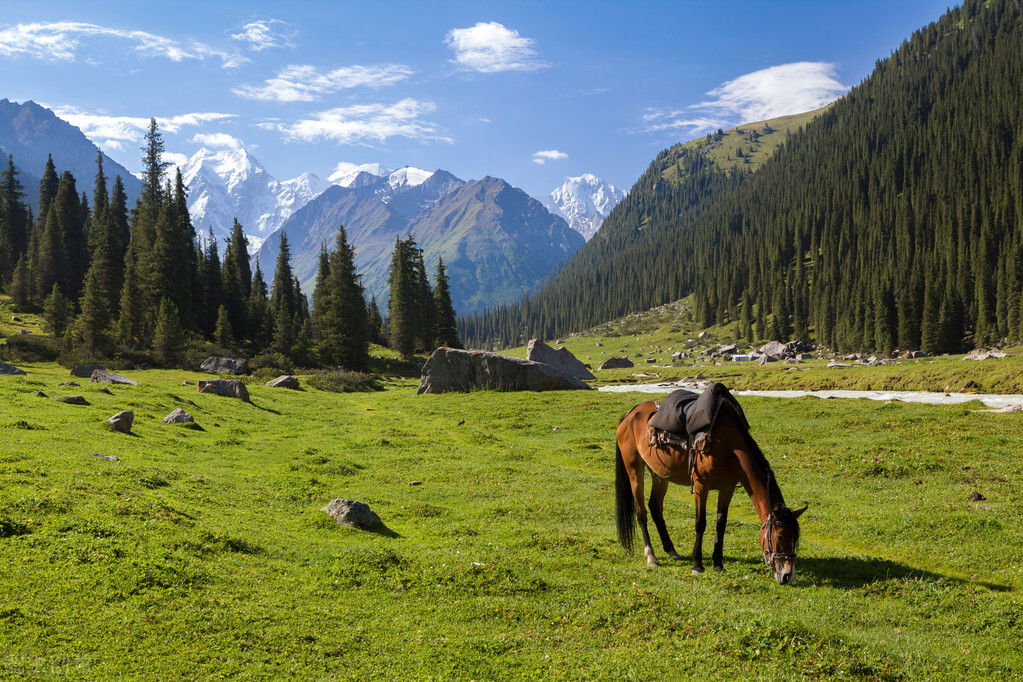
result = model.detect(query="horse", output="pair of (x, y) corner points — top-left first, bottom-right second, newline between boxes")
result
(615, 397), (806, 584)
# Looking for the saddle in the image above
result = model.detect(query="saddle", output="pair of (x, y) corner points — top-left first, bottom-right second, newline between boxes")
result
(646, 382), (749, 479)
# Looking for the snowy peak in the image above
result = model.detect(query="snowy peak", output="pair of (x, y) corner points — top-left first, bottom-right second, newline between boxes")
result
(545, 174), (626, 241)
(387, 166), (433, 190)
(329, 162), (390, 187)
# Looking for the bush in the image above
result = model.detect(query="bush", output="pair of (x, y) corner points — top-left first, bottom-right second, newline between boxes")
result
(249, 352), (294, 375)
(0, 334), (61, 363)
(306, 369), (383, 393)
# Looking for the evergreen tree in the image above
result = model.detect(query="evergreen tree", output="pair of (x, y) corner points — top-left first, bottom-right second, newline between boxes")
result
(433, 257), (460, 348)
(36, 155), (58, 221)
(367, 295), (386, 345)
(247, 258), (272, 350)
(314, 225), (369, 369)
(72, 260), (112, 356)
(9, 256), (32, 309)
(153, 297), (184, 366)
(221, 219), (251, 340)
(42, 283), (74, 337)
(214, 304), (234, 349)
(117, 245), (146, 348)
(0, 155), (30, 284)
(387, 236), (416, 358)
(412, 248), (435, 351)
(269, 232), (304, 356)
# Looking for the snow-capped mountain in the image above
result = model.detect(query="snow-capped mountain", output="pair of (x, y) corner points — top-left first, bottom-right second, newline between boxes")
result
(181, 148), (330, 252)
(329, 162), (390, 187)
(544, 173), (626, 241)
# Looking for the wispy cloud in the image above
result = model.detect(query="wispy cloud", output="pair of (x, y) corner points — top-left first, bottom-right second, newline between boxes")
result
(532, 149), (568, 165)
(230, 19), (296, 51)
(191, 132), (244, 149)
(51, 106), (235, 152)
(234, 63), (414, 102)
(445, 21), (548, 74)
(0, 21), (246, 68)
(640, 62), (849, 137)
(276, 99), (450, 145)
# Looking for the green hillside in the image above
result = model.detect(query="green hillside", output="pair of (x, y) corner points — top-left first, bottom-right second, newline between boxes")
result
(462, 0), (1023, 356)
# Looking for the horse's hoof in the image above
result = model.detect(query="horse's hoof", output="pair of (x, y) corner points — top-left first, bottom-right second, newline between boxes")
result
(668, 552), (683, 561)
(646, 557), (660, 567)
(713, 566), (724, 573)
(691, 567), (705, 576)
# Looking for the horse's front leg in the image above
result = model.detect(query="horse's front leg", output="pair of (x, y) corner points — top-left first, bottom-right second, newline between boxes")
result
(628, 465), (659, 567)
(691, 484), (709, 575)
(712, 486), (735, 572)
(649, 475), (683, 561)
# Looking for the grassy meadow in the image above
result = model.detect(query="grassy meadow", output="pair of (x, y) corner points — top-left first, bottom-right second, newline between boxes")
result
(1, 358), (1022, 680)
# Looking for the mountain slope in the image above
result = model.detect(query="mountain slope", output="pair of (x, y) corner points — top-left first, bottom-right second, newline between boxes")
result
(462, 0), (1023, 353)
(0, 98), (142, 211)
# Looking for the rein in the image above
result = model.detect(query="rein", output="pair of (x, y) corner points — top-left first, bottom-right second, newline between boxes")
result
(761, 512), (796, 563)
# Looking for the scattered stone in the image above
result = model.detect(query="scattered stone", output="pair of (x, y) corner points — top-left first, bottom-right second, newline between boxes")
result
(161, 408), (195, 424)
(322, 498), (383, 530)
(265, 375), (300, 389)
(16, 329), (30, 335)
(90, 453), (120, 462)
(107, 411), (134, 434)
(58, 381), (80, 387)
(91, 369), (138, 385)
(35, 390), (47, 398)
(200, 356), (249, 375)
(71, 364), (106, 378)
(759, 354), (777, 365)
(719, 344), (738, 354)
(183, 381), (195, 386)
(418, 347), (592, 394)
(963, 350), (1009, 361)
(11, 316), (21, 322)
(827, 361), (851, 368)
(526, 339), (595, 380)
(900, 350), (928, 359)
(598, 356), (635, 370)
(198, 379), (250, 402)
(97, 387), (113, 395)
(759, 341), (787, 357)
(0, 361), (26, 375)
(968, 492), (986, 502)
(61, 396), (89, 405)
(409, 481), (422, 486)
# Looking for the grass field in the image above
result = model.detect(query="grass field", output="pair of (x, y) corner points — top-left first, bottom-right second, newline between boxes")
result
(2, 360), (1022, 679)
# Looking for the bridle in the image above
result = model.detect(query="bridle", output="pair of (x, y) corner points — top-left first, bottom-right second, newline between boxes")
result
(761, 512), (797, 565)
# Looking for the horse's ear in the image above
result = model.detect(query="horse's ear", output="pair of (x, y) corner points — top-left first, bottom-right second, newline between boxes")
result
(793, 505), (808, 518)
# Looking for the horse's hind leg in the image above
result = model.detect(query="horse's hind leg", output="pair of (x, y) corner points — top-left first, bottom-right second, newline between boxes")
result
(712, 486), (735, 572)
(649, 475), (683, 561)
(628, 466), (659, 567)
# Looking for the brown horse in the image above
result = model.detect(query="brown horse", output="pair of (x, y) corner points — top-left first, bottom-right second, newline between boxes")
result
(615, 398), (806, 584)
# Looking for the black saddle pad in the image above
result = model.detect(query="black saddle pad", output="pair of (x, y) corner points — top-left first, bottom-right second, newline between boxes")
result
(648, 382), (749, 437)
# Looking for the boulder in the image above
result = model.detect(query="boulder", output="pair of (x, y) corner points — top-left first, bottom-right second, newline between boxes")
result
(198, 379), (251, 402)
(525, 339), (595, 380)
(16, 329), (30, 335)
(759, 341), (788, 358)
(417, 347), (592, 394)
(598, 356), (635, 370)
(107, 411), (134, 434)
(719, 344), (738, 355)
(265, 375), (300, 389)
(0, 361), (26, 375)
(322, 499), (383, 530)
(61, 396), (90, 405)
(200, 356), (249, 375)
(160, 408), (195, 424)
(71, 364), (106, 378)
(90, 369), (138, 385)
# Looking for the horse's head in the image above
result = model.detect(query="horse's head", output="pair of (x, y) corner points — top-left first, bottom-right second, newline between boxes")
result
(760, 505), (806, 584)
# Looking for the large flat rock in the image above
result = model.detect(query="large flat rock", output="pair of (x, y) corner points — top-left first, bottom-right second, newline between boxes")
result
(418, 347), (593, 394)
(526, 339), (595, 380)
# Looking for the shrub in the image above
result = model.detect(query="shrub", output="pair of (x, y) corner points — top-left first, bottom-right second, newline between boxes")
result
(306, 369), (383, 393)
(0, 334), (61, 363)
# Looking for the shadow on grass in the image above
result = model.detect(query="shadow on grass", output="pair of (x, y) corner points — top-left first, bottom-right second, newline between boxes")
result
(368, 523), (401, 539)
(797, 555), (1013, 592)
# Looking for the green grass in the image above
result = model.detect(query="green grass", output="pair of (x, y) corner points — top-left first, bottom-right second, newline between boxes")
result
(2, 362), (1022, 679)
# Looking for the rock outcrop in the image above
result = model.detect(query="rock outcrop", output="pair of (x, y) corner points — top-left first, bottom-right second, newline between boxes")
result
(265, 375), (300, 389)
(322, 499), (383, 530)
(198, 379), (250, 402)
(90, 369), (138, 385)
(107, 411), (134, 434)
(71, 364), (106, 378)
(160, 408), (195, 424)
(526, 339), (595, 380)
(598, 356), (634, 370)
(0, 361), (26, 375)
(417, 347), (592, 394)
(200, 357), (249, 375)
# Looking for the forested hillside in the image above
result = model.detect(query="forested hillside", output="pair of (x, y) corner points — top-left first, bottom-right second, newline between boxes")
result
(461, 0), (1023, 354)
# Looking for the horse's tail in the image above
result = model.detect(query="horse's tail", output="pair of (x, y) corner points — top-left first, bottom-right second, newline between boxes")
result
(615, 438), (636, 552)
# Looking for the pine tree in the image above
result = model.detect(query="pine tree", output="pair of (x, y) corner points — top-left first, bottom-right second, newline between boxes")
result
(0, 155), (30, 284)
(433, 257), (460, 348)
(9, 256), (32, 309)
(214, 304), (234, 349)
(248, 258), (272, 350)
(42, 283), (74, 337)
(222, 219), (251, 340)
(36, 156), (58, 221)
(412, 248), (435, 351)
(72, 260), (112, 356)
(269, 232), (303, 356)
(314, 225), (369, 369)
(153, 297), (184, 366)
(387, 236), (416, 358)
(117, 245), (146, 348)
(367, 295), (386, 345)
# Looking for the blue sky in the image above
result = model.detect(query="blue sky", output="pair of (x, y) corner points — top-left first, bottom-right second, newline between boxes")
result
(1, 0), (952, 199)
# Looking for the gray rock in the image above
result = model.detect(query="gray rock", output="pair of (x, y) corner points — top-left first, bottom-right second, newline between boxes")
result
(61, 396), (90, 405)
(719, 344), (738, 354)
(322, 498), (382, 530)
(0, 361), (26, 375)
(108, 411), (134, 434)
(97, 387), (113, 395)
(265, 375), (300, 389)
(16, 329), (30, 335)
(58, 381), (80, 387)
(525, 339), (595, 380)
(90, 453), (120, 462)
(35, 390), (47, 397)
(417, 347), (592, 394)
(198, 379), (251, 402)
(90, 369), (138, 385)
(200, 356), (249, 375)
(598, 356), (635, 370)
(71, 364), (106, 378)
(160, 408), (195, 424)
(759, 341), (788, 358)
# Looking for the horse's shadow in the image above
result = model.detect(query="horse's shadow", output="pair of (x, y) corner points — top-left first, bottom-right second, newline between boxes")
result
(795, 555), (1013, 592)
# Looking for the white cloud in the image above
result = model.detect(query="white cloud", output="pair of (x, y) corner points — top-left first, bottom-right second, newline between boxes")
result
(230, 19), (296, 51)
(277, 98), (450, 145)
(0, 21), (246, 68)
(51, 106), (236, 152)
(234, 63), (414, 102)
(532, 149), (568, 165)
(640, 62), (849, 137)
(191, 132), (244, 149)
(444, 22), (548, 74)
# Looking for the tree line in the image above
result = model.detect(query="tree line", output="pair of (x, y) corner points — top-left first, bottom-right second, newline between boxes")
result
(0, 120), (459, 369)
(461, 0), (1023, 355)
